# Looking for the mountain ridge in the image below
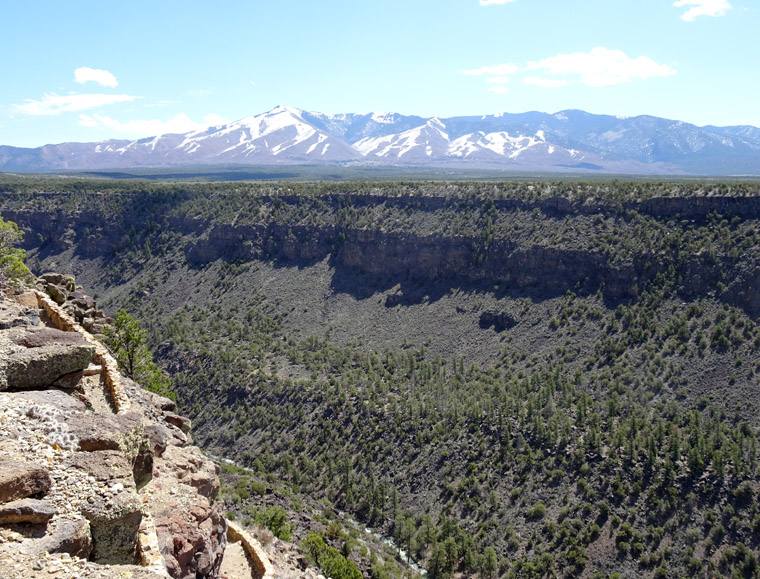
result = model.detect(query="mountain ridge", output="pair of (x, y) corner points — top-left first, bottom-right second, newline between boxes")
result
(2, 105), (760, 175)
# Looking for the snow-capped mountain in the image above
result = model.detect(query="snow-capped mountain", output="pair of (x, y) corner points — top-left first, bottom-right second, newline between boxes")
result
(172, 105), (361, 162)
(354, 118), (451, 160)
(2, 105), (760, 175)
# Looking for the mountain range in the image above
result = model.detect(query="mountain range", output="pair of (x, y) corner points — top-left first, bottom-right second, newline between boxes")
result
(3, 104), (760, 175)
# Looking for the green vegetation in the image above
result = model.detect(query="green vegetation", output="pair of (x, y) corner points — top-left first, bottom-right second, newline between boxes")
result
(303, 532), (363, 579)
(102, 309), (174, 400)
(4, 177), (760, 577)
(0, 214), (32, 286)
(244, 504), (293, 541)
(165, 288), (760, 577)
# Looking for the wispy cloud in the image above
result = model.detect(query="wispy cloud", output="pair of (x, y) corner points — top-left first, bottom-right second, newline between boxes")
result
(13, 93), (138, 116)
(526, 47), (676, 87)
(464, 48), (675, 93)
(488, 86), (509, 94)
(188, 88), (214, 98)
(462, 63), (519, 76)
(523, 77), (569, 88)
(203, 113), (229, 126)
(78, 112), (229, 136)
(74, 67), (118, 88)
(145, 100), (179, 108)
(479, 0), (517, 5)
(674, 0), (731, 21)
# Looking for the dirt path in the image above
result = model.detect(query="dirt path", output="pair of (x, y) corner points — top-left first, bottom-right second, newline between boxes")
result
(219, 540), (260, 579)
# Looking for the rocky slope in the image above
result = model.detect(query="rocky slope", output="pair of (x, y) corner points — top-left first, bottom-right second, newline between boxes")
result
(0, 278), (227, 578)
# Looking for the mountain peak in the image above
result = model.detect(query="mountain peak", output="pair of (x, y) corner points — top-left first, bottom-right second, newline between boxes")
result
(269, 104), (303, 116)
(2, 107), (760, 175)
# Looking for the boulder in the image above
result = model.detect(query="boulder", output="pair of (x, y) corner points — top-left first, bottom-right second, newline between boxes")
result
(151, 494), (226, 579)
(46, 283), (69, 305)
(0, 498), (56, 524)
(122, 378), (177, 419)
(164, 412), (191, 434)
(13, 291), (39, 308)
(38, 272), (64, 286)
(40, 517), (92, 558)
(0, 343), (95, 391)
(61, 275), (76, 292)
(144, 423), (170, 457)
(18, 516), (92, 559)
(161, 445), (220, 501)
(11, 389), (88, 414)
(10, 327), (88, 348)
(146, 444), (227, 579)
(0, 307), (31, 329)
(68, 290), (96, 310)
(167, 425), (192, 447)
(24, 309), (40, 326)
(0, 460), (51, 503)
(53, 371), (86, 390)
(64, 412), (153, 489)
(65, 411), (139, 452)
(64, 451), (143, 565)
(151, 393), (177, 413)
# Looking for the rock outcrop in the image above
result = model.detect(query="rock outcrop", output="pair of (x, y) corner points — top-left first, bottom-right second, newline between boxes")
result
(0, 460), (52, 503)
(0, 281), (227, 578)
(5, 190), (760, 317)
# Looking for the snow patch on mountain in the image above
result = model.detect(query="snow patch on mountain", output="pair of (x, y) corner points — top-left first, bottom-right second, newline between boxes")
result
(448, 131), (548, 159)
(354, 118), (450, 159)
(1, 105), (759, 174)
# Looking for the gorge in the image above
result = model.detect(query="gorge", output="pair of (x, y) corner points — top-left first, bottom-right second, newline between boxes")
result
(2, 176), (760, 577)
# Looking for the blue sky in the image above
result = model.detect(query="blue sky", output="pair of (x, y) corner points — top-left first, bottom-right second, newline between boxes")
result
(1, 0), (755, 147)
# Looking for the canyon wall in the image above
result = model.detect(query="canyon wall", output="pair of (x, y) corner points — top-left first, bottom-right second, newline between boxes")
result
(3, 191), (759, 316)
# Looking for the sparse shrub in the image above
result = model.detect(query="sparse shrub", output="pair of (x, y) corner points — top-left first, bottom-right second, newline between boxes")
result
(526, 501), (547, 520)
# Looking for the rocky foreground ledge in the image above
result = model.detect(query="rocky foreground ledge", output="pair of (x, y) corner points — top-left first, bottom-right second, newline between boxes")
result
(0, 276), (227, 578)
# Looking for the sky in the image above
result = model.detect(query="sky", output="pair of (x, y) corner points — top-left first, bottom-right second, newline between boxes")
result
(1, 0), (756, 147)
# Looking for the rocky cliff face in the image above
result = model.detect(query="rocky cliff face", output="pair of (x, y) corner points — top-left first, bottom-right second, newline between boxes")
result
(4, 190), (760, 317)
(0, 279), (227, 578)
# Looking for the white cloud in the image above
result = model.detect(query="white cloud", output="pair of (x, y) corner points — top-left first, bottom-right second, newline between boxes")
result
(203, 113), (229, 126)
(674, 0), (731, 21)
(485, 77), (510, 84)
(523, 77), (570, 88)
(78, 114), (99, 128)
(525, 47), (676, 87)
(74, 67), (118, 88)
(462, 63), (519, 76)
(479, 0), (517, 4)
(144, 100), (179, 108)
(78, 112), (229, 137)
(488, 86), (509, 94)
(188, 88), (214, 98)
(12, 93), (138, 116)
